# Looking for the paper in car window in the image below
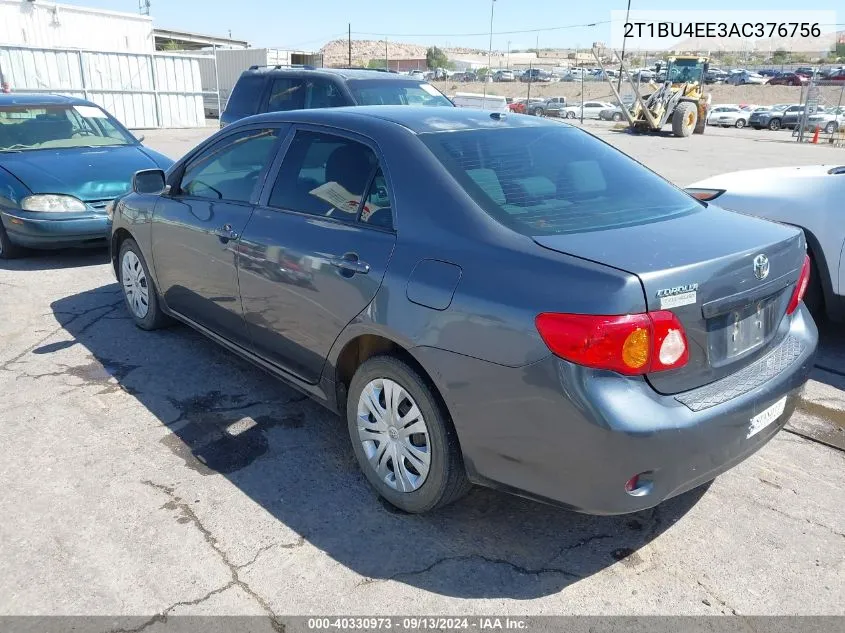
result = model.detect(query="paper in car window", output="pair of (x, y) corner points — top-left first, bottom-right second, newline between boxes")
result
(309, 181), (383, 218)
(73, 105), (108, 119)
(419, 84), (441, 96)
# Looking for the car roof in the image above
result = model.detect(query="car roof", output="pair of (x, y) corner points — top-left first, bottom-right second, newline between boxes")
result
(241, 66), (424, 82)
(0, 93), (96, 107)
(231, 105), (568, 134)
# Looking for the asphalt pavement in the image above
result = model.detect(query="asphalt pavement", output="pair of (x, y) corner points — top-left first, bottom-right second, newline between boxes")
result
(1, 121), (843, 621)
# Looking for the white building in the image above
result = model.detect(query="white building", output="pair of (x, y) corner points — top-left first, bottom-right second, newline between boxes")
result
(0, 0), (155, 52)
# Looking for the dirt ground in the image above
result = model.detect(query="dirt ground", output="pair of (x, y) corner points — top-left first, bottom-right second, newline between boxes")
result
(431, 80), (845, 108)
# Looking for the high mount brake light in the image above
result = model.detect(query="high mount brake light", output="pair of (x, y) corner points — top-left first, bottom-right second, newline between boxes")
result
(535, 311), (689, 375)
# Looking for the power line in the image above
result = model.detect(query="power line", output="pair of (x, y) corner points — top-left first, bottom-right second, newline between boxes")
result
(350, 19), (611, 39)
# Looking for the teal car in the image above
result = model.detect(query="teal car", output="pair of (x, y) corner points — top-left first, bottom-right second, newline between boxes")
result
(0, 94), (173, 259)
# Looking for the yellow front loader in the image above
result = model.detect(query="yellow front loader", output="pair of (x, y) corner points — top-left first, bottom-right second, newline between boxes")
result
(594, 51), (711, 138)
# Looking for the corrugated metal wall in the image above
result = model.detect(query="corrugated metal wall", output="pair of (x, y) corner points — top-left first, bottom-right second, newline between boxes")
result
(0, 45), (207, 128)
(0, 0), (153, 53)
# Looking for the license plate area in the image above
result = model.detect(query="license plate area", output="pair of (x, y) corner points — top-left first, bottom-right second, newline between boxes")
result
(707, 295), (781, 367)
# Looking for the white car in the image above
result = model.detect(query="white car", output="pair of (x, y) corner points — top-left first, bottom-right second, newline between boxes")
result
(560, 101), (615, 120)
(807, 108), (845, 134)
(688, 165), (845, 320)
(707, 105), (750, 128)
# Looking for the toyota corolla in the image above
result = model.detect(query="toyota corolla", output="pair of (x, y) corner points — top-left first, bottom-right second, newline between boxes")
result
(110, 107), (817, 514)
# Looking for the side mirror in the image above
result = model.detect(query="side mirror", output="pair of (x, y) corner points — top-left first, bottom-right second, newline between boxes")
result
(132, 169), (167, 195)
(135, 134), (146, 144)
(703, 62), (710, 74)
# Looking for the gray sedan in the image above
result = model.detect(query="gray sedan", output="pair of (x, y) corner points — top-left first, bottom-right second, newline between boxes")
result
(111, 107), (816, 514)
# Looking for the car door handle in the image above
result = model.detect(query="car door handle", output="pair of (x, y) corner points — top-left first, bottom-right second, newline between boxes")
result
(214, 223), (239, 241)
(329, 253), (370, 275)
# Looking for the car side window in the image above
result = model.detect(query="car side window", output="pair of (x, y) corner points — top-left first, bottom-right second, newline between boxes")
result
(180, 128), (279, 203)
(359, 169), (393, 230)
(267, 77), (306, 112)
(305, 79), (346, 109)
(267, 130), (381, 225)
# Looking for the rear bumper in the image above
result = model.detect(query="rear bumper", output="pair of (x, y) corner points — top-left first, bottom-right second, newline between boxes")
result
(1, 209), (110, 249)
(413, 306), (817, 515)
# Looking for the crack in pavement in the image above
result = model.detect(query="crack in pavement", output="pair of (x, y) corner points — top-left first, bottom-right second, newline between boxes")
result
(356, 553), (582, 589)
(143, 480), (298, 631)
(695, 579), (743, 618)
(0, 299), (122, 373)
(756, 501), (845, 539)
(104, 580), (237, 633)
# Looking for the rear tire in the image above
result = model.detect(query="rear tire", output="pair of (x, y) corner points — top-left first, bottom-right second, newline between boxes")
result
(824, 122), (837, 134)
(118, 238), (171, 330)
(672, 102), (697, 137)
(612, 112), (623, 122)
(0, 222), (24, 260)
(347, 356), (471, 513)
(566, 111), (576, 119)
(735, 119), (746, 129)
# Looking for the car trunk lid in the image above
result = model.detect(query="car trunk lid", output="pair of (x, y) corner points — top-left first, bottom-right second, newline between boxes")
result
(533, 205), (805, 394)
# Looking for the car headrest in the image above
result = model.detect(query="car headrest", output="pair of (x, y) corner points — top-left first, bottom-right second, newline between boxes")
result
(325, 144), (375, 195)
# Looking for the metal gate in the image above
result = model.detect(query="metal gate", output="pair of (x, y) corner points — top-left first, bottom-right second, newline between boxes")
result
(0, 44), (209, 129)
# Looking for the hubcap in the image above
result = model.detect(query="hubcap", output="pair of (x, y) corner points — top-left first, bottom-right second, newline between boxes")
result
(121, 250), (150, 319)
(357, 378), (431, 493)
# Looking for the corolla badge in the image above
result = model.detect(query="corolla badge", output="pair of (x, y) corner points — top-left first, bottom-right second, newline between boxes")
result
(753, 254), (770, 280)
(656, 283), (699, 309)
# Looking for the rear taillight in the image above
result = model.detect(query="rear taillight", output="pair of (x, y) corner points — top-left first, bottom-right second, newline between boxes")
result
(786, 255), (811, 315)
(535, 310), (689, 375)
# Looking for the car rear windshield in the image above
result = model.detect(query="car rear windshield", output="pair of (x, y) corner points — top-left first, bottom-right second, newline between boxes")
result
(421, 126), (701, 236)
(347, 80), (453, 107)
(0, 104), (136, 152)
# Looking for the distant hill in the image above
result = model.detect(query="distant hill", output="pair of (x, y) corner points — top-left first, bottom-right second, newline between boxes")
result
(320, 39), (491, 67)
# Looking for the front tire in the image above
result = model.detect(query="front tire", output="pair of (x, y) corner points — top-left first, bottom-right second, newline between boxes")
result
(566, 111), (576, 119)
(347, 356), (471, 513)
(612, 112), (623, 121)
(768, 118), (782, 131)
(824, 122), (838, 134)
(534, 107), (544, 117)
(672, 102), (697, 137)
(118, 238), (170, 330)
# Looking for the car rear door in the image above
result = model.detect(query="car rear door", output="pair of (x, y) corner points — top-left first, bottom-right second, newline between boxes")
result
(237, 126), (396, 383)
(151, 125), (283, 348)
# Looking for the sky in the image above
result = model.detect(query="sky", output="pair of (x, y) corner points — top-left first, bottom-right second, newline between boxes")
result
(56, 0), (841, 52)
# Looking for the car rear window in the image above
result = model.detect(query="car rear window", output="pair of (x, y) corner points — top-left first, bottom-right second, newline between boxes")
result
(347, 80), (453, 107)
(421, 126), (701, 236)
(225, 74), (266, 117)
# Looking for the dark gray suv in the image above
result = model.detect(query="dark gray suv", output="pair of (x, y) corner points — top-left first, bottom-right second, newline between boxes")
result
(112, 107), (816, 515)
(220, 66), (452, 127)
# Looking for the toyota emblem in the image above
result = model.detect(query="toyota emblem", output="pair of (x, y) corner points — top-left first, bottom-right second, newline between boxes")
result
(753, 254), (770, 280)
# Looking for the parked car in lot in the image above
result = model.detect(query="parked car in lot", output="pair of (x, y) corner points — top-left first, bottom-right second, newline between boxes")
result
(707, 105), (749, 128)
(520, 68), (553, 83)
(688, 165), (845, 321)
(794, 66), (817, 78)
(493, 70), (515, 82)
(560, 101), (615, 119)
(221, 67), (453, 127)
(783, 105), (827, 130)
(749, 104), (799, 130)
(726, 70), (767, 85)
(767, 73), (807, 86)
(826, 68), (845, 82)
(598, 105), (628, 121)
(806, 108), (845, 134)
(451, 92), (509, 113)
(112, 106), (816, 514)
(528, 97), (567, 117)
(0, 94), (172, 259)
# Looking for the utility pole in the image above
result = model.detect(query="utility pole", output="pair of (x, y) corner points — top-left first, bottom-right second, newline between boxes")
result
(348, 24), (352, 66)
(507, 40), (511, 69)
(483, 0), (496, 109)
(617, 0), (632, 92)
(384, 38), (388, 71)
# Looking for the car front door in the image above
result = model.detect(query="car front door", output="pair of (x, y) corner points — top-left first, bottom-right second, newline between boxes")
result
(237, 127), (397, 383)
(151, 126), (283, 347)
